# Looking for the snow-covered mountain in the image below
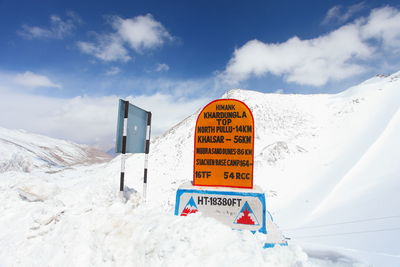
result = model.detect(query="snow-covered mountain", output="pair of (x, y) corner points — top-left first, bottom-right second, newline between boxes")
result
(0, 127), (111, 173)
(124, 71), (400, 266)
(143, 72), (400, 217)
(1, 72), (399, 266)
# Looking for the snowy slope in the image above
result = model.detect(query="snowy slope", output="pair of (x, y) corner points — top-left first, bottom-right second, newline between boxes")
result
(0, 127), (111, 172)
(136, 72), (400, 216)
(121, 72), (400, 265)
(1, 72), (400, 266)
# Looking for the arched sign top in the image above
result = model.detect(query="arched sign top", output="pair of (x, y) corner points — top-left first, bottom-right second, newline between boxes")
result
(193, 99), (255, 189)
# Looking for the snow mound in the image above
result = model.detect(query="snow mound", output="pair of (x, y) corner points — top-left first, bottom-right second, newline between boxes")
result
(17, 178), (60, 202)
(0, 166), (361, 266)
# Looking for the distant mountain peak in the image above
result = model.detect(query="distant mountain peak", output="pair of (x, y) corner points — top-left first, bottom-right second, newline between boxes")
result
(0, 127), (111, 173)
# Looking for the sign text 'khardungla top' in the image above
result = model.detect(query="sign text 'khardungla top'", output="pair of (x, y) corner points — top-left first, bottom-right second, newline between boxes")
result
(193, 99), (255, 188)
(175, 98), (287, 247)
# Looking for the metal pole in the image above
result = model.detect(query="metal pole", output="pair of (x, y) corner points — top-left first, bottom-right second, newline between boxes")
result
(120, 100), (129, 192)
(143, 112), (152, 201)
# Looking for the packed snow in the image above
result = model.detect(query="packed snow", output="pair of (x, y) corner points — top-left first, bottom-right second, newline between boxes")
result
(1, 72), (400, 266)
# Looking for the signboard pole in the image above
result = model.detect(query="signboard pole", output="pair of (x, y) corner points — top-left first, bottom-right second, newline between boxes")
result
(115, 99), (152, 198)
(119, 100), (129, 192)
(142, 112), (152, 201)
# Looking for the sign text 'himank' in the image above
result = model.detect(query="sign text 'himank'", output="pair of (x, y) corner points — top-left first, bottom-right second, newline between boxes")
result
(193, 99), (255, 188)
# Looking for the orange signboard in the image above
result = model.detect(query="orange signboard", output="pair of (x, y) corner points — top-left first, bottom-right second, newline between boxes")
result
(193, 99), (254, 188)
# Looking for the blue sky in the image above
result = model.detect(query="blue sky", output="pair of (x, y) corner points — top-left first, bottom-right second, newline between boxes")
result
(1, 0), (400, 149)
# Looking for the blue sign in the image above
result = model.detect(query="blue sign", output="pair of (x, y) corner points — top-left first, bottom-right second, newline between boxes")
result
(115, 99), (149, 153)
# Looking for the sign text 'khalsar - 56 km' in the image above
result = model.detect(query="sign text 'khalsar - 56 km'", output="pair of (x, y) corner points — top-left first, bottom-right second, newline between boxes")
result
(193, 99), (254, 188)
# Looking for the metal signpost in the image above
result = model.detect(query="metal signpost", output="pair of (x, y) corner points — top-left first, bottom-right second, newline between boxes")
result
(115, 99), (152, 199)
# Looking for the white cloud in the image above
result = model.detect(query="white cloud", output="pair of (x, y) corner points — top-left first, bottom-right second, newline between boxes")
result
(14, 71), (62, 88)
(0, 91), (209, 150)
(77, 14), (172, 62)
(323, 6), (342, 24)
(219, 6), (400, 87)
(124, 76), (218, 99)
(0, 73), (211, 150)
(77, 34), (131, 62)
(323, 3), (365, 25)
(114, 14), (173, 52)
(361, 6), (400, 50)
(0, 71), (61, 89)
(126, 93), (209, 137)
(105, 66), (121, 76)
(155, 63), (170, 72)
(0, 91), (116, 150)
(18, 11), (81, 40)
